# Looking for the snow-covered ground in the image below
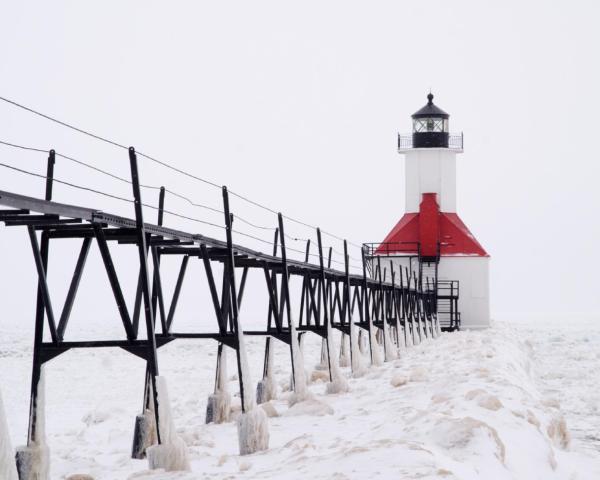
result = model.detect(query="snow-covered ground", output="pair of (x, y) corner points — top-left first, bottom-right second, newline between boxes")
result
(1, 317), (599, 479)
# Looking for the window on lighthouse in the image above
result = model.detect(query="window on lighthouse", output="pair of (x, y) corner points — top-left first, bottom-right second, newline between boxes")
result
(413, 117), (448, 133)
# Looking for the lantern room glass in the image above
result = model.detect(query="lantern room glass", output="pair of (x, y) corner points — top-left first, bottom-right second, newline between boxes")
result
(413, 118), (449, 133)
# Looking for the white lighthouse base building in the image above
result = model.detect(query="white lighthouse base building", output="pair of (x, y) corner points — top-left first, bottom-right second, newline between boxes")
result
(373, 250), (490, 331)
(438, 257), (490, 330)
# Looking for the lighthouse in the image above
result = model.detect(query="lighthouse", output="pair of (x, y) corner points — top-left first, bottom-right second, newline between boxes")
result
(370, 93), (490, 330)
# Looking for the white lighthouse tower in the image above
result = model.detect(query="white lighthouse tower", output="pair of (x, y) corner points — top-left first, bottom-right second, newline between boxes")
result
(372, 93), (490, 330)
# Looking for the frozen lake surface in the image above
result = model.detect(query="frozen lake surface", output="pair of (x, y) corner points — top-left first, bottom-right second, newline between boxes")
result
(1, 316), (599, 479)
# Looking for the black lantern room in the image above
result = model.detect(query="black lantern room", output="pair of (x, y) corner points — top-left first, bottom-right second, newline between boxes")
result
(412, 93), (449, 148)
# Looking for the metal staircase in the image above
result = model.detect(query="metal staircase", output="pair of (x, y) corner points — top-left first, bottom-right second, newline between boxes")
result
(436, 280), (460, 331)
(418, 253), (461, 331)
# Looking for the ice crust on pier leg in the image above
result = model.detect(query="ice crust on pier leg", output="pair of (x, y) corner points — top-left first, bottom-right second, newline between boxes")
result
(315, 339), (328, 371)
(233, 313), (271, 454)
(147, 377), (190, 472)
(288, 324), (309, 406)
(237, 407), (269, 455)
(349, 314), (366, 377)
(412, 320), (421, 345)
(15, 368), (49, 480)
(0, 387), (18, 480)
(406, 323), (414, 347)
(131, 408), (157, 459)
(370, 325), (383, 366)
(324, 314), (349, 395)
(206, 348), (231, 424)
(397, 325), (408, 352)
(383, 319), (398, 362)
(256, 339), (277, 405)
(339, 333), (350, 368)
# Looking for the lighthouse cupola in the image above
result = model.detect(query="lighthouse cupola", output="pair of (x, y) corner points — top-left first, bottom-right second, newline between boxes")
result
(411, 93), (450, 148)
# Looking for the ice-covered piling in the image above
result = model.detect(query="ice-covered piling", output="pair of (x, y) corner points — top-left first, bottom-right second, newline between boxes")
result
(237, 407), (269, 455)
(435, 316), (442, 336)
(383, 320), (397, 362)
(314, 339), (328, 371)
(370, 324), (383, 366)
(256, 338), (276, 404)
(131, 408), (157, 459)
(324, 313), (349, 395)
(0, 387), (18, 480)
(412, 319), (421, 345)
(394, 325), (407, 354)
(132, 370), (158, 460)
(233, 322), (270, 455)
(349, 314), (366, 377)
(406, 323), (414, 347)
(147, 377), (190, 472)
(15, 368), (49, 480)
(338, 333), (350, 368)
(206, 345), (231, 424)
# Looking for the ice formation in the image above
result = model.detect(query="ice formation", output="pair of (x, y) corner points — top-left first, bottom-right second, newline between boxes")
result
(412, 319), (421, 345)
(405, 322), (414, 348)
(349, 314), (366, 376)
(146, 376), (190, 471)
(237, 406), (269, 455)
(382, 317), (397, 362)
(287, 314), (309, 406)
(15, 368), (49, 480)
(369, 321), (383, 366)
(206, 347), (231, 424)
(395, 324), (407, 354)
(232, 310), (271, 454)
(0, 387), (18, 480)
(435, 315), (442, 336)
(338, 333), (350, 368)
(256, 339), (277, 404)
(324, 315), (349, 394)
(314, 339), (328, 371)
(131, 408), (157, 459)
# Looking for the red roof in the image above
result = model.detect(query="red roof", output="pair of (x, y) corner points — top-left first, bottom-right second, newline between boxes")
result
(375, 196), (488, 257)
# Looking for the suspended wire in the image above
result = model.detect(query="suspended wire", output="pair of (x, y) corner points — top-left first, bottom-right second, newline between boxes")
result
(285, 234), (309, 243)
(0, 138), (280, 231)
(232, 229), (275, 247)
(0, 161), (134, 204)
(0, 139), (47, 153)
(0, 161), (225, 231)
(0, 95), (364, 248)
(0, 138), (355, 251)
(0, 95), (219, 190)
(233, 215), (276, 231)
(229, 189), (364, 250)
(163, 188), (222, 214)
(149, 205), (224, 230)
(330, 246), (361, 262)
(0, 159), (361, 270)
(137, 151), (221, 189)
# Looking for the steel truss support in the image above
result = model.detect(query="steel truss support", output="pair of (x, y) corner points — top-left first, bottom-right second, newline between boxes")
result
(0, 145), (449, 474)
(129, 147), (163, 444)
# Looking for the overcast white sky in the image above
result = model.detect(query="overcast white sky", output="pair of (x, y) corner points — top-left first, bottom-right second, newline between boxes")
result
(0, 0), (599, 324)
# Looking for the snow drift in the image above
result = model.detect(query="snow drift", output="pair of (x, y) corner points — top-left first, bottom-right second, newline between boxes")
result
(2, 319), (600, 479)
